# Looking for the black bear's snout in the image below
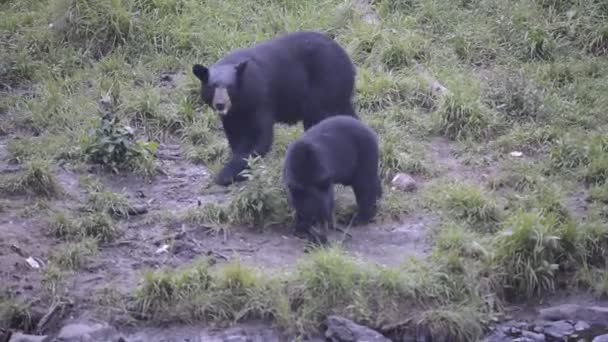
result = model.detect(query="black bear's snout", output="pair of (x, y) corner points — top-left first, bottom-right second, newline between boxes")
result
(215, 103), (225, 111)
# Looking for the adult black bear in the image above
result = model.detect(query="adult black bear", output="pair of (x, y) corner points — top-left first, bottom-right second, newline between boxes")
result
(283, 115), (382, 244)
(192, 31), (358, 186)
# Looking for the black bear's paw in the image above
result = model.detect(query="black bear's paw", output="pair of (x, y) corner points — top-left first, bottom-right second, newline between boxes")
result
(352, 213), (375, 226)
(214, 172), (247, 187)
(214, 174), (233, 187)
(294, 227), (329, 250)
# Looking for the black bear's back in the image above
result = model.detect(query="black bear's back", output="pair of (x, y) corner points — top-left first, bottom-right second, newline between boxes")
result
(303, 115), (379, 185)
(224, 31), (357, 126)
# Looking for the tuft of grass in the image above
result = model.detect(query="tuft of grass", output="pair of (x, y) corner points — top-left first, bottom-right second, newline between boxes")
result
(484, 70), (548, 122)
(549, 137), (589, 171)
(51, 211), (119, 243)
(587, 183), (608, 204)
(189, 156), (291, 230)
(491, 211), (566, 300)
(0, 296), (32, 331)
(86, 189), (132, 219)
(432, 78), (499, 141)
(49, 238), (98, 270)
(49, 0), (139, 58)
(0, 159), (62, 198)
(378, 31), (429, 70)
(436, 183), (502, 233)
(415, 306), (485, 342)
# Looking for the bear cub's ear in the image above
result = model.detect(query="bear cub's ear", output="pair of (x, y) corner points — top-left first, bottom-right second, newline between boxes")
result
(192, 64), (209, 83)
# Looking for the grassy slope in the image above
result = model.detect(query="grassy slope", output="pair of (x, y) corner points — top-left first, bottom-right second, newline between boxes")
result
(1, 0), (608, 340)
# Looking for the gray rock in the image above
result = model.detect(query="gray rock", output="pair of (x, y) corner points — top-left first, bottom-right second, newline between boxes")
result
(56, 321), (120, 342)
(574, 320), (591, 331)
(325, 315), (391, 342)
(593, 334), (608, 342)
(532, 325), (544, 334)
(479, 330), (512, 342)
(9, 333), (49, 342)
(521, 330), (545, 341)
(391, 173), (417, 192)
(539, 304), (608, 326)
(543, 320), (574, 340)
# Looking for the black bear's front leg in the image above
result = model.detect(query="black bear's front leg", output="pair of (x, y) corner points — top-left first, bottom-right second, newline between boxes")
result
(215, 113), (274, 186)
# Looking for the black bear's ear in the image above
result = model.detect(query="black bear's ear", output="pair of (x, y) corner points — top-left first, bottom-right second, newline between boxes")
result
(235, 60), (248, 78)
(192, 64), (209, 83)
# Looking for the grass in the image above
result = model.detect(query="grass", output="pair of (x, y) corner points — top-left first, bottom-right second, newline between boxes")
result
(2, 0), (608, 339)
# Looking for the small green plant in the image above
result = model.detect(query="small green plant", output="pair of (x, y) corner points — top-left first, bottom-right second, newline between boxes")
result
(525, 27), (555, 60)
(83, 114), (158, 175)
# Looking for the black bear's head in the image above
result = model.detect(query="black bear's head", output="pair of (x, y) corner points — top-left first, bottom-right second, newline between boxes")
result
(192, 61), (248, 116)
(284, 141), (334, 222)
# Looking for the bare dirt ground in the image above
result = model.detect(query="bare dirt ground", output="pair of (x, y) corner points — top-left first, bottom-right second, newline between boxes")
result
(0, 64), (450, 332)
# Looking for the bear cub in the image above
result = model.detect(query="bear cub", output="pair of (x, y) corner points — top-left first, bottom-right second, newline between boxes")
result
(283, 115), (382, 244)
(192, 31), (358, 186)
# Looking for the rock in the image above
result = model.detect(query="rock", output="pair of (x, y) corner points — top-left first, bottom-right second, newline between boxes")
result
(391, 173), (417, 192)
(521, 330), (545, 341)
(593, 334), (608, 342)
(543, 320), (574, 340)
(127, 205), (148, 216)
(480, 330), (513, 342)
(56, 321), (120, 342)
(325, 315), (391, 342)
(9, 333), (49, 342)
(539, 304), (608, 326)
(574, 320), (590, 331)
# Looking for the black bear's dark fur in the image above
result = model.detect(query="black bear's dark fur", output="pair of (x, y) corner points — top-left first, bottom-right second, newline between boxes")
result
(192, 31), (358, 186)
(283, 115), (382, 244)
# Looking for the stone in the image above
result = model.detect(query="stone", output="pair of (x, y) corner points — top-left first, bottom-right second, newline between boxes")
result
(8, 333), (49, 342)
(574, 321), (591, 332)
(480, 331), (514, 342)
(521, 330), (545, 341)
(543, 320), (574, 340)
(56, 321), (120, 342)
(593, 334), (608, 342)
(391, 173), (417, 192)
(539, 304), (608, 327)
(324, 315), (391, 342)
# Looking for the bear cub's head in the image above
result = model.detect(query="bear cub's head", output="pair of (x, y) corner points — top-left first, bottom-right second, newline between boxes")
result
(284, 142), (334, 223)
(192, 61), (248, 116)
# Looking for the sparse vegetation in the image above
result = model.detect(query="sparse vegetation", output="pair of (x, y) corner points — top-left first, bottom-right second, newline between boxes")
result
(2, 0), (608, 340)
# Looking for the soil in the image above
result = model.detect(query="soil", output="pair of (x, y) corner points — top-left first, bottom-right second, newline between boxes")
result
(0, 62), (486, 337)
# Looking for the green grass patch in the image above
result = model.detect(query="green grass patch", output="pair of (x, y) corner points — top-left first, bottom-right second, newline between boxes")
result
(0, 159), (62, 198)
